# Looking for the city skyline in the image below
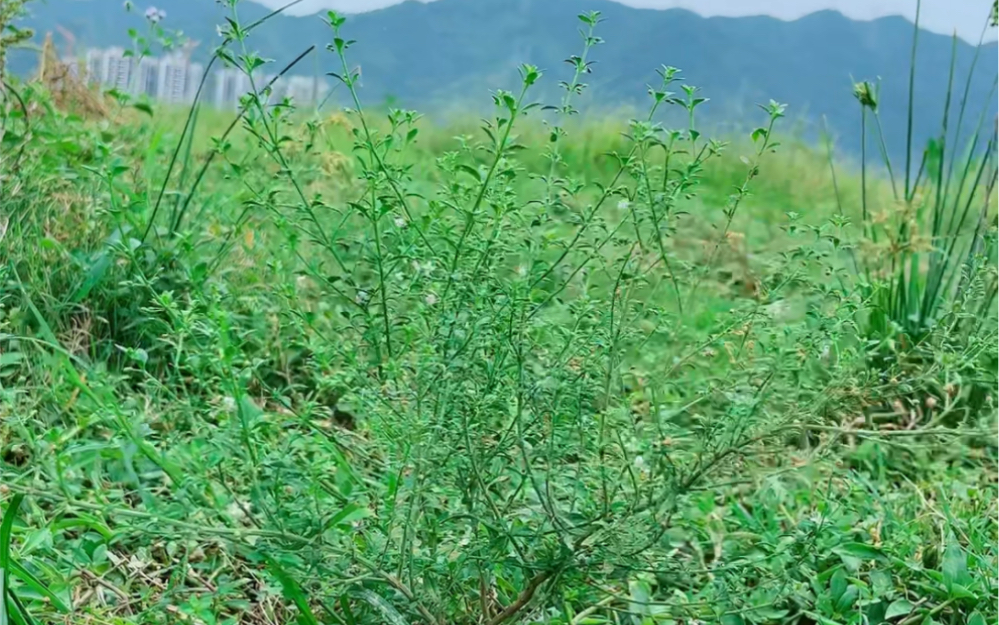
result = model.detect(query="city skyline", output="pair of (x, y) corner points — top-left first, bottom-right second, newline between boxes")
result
(66, 47), (330, 110)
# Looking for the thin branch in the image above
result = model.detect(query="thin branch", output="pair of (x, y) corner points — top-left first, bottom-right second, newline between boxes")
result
(486, 570), (553, 625)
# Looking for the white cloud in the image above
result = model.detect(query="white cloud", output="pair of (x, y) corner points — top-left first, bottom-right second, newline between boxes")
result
(263, 0), (412, 13)
(253, 0), (997, 43)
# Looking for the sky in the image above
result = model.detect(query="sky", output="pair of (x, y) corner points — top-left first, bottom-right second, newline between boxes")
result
(252, 0), (998, 43)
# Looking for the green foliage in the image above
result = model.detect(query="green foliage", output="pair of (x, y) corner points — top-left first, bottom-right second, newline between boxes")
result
(829, 0), (998, 426)
(0, 2), (995, 625)
(0, 0), (33, 83)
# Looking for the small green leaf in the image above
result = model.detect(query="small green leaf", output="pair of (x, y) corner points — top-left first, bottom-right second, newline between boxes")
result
(455, 164), (481, 181)
(946, 583), (977, 600)
(834, 585), (859, 615)
(834, 542), (888, 563)
(132, 102), (154, 116)
(627, 578), (652, 617)
(18, 530), (50, 557)
(326, 10), (346, 28)
(885, 599), (914, 620)
(830, 568), (848, 603)
(748, 607), (788, 621)
(941, 542), (969, 591)
(91, 544), (107, 565)
(238, 396), (264, 423)
(870, 569), (893, 597)
(326, 504), (370, 529)
(72, 253), (113, 303)
(968, 611), (987, 625)
(0, 353), (24, 368)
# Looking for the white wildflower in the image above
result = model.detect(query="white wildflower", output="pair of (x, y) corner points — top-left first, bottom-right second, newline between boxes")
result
(617, 199), (630, 211)
(356, 290), (370, 305)
(394, 216), (407, 229)
(144, 6), (166, 23)
(634, 455), (645, 469)
(226, 502), (246, 521)
(764, 299), (790, 319)
(221, 396), (236, 412)
(425, 293), (438, 306)
(412, 260), (435, 276)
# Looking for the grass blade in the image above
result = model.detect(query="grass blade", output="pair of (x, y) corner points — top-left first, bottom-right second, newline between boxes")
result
(355, 588), (409, 625)
(1, 494), (26, 625)
(903, 0), (922, 199)
(8, 561), (67, 614)
(266, 558), (320, 625)
(4, 593), (35, 625)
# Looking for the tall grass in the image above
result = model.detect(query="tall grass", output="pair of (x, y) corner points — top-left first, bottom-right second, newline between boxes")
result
(835, 0), (998, 361)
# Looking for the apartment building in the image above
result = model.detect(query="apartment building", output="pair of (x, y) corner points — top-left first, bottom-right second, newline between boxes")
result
(83, 47), (134, 91)
(69, 48), (326, 110)
(272, 75), (329, 107)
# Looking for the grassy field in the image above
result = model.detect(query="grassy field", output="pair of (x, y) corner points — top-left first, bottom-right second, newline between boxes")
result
(0, 4), (997, 625)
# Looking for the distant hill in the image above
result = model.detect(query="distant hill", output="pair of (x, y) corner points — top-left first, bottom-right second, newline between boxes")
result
(9, 0), (999, 161)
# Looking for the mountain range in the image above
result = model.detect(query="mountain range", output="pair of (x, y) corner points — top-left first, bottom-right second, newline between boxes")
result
(9, 0), (999, 161)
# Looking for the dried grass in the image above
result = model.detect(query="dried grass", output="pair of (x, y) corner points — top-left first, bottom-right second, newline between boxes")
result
(36, 32), (108, 119)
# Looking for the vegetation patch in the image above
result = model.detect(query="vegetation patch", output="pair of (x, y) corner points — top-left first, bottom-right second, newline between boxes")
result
(0, 1), (995, 624)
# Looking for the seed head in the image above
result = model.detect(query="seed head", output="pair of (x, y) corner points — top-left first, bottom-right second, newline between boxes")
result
(852, 81), (878, 111)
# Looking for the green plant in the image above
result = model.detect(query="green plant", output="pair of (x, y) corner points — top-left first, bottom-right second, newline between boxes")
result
(827, 0), (998, 423)
(217, 5), (896, 623)
(0, 494), (68, 624)
(851, 1), (996, 345)
(0, 0), (33, 87)
(0, 1), (995, 624)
